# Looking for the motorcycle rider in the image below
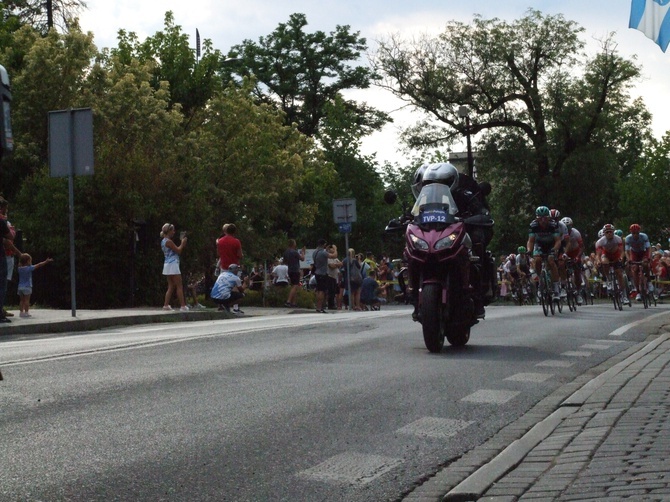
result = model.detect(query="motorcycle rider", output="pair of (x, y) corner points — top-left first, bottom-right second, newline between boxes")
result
(408, 162), (494, 321)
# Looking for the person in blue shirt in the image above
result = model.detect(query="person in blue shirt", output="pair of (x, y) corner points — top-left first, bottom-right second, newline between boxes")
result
(360, 269), (385, 311)
(17, 253), (53, 318)
(210, 264), (248, 313)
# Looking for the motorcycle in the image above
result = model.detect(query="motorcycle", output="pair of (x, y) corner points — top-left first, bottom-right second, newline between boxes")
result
(385, 184), (493, 352)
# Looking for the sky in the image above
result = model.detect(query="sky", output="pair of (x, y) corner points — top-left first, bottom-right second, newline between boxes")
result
(78, 0), (670, 166)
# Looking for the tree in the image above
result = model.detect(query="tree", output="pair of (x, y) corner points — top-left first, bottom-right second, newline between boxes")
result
(0, 24), (97, 197)
(618, 133), (670, 242)
(1, 0), (86, 34)
(373, 10), (647, 202)
(111, 12), (224, 124)
(6, 21), (335, 307)
(223, 13), (388, 138)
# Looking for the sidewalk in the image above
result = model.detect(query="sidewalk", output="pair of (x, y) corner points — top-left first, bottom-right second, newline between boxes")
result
(397, 323), (670, 502)
(438, 327), (670, 502)
(0, 305), (289, 336)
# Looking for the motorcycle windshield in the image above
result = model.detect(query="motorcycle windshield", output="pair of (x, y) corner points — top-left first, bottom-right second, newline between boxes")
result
(411, 184), (459, 225)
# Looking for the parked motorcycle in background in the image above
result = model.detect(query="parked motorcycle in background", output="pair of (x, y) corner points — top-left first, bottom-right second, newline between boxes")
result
(385, 184), (493, 353)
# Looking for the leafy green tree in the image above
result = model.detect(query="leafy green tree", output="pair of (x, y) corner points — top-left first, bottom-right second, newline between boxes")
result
(7, 21), (334, 307)
(223, 13), (388, 138)
(618, 133), (670, 242)
(111, 11), (224, 124)
(1, 0), (86, 34)
(0, 24), (97, 198)
(373, 9), (651, 254)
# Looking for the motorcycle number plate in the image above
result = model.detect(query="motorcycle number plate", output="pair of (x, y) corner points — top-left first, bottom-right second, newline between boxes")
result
(420, 209), (447, 224)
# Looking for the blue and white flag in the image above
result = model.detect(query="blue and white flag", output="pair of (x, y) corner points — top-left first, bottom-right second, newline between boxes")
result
(630, 0), (670, 52)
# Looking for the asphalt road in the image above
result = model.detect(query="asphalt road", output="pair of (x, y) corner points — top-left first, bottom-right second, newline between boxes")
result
(1, 303), (668, 501)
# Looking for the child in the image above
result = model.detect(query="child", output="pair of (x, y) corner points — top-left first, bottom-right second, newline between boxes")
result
(17, 253), (53, 317)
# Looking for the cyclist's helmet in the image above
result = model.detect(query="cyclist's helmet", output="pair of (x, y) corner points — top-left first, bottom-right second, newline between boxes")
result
(630, 223), (641, 234)
(508, 254), (516, 262)
(614, 229), (623, 237)
(598, 229), (604, 238)
(411, 163), (429, 199)
(421, 162), (460, 191)
(535, 206), (550, 217)
(517, 246), (527, 254)
(602, 223), (615, 233)
(549, 208), (561, 219)
(560, 217), (572, 229)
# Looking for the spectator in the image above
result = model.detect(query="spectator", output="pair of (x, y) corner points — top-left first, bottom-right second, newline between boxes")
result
(186, 270), (208, 309)
(216, 223), (243, 313)
(217, 223), (242, 270)
(210, 264), (248, 313)
(313, 239), (337, 313)
(360, 269), (386, 310)
(16, 253), (53, 317)
(0, 198), (21, 323)
(363, 252), (378, 276)
(0, 198), (17, 318)
(248, 265), (265, 291)
(342, 248), (363, 311)
(283, 239), (306, 307)
(160, 223), (188, 311)
(271, 259), (289, 287)
(326, 245), (342, 310)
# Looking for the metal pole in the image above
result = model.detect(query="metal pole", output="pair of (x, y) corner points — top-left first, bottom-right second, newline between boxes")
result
(465, 115), (474, 178)
(345, 232), (351, 310)
(68, 110), (76, 317)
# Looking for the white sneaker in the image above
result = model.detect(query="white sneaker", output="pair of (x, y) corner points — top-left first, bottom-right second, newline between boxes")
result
(560, 288), (567, 299)
(635, 293), (642, 301)
(19, 312), (32, 318)
(162, 306), (173, 311)
(196, 303), (207, 309)
(179, 306), (189, 312)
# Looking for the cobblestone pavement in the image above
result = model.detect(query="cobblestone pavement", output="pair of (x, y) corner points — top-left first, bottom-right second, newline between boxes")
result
(405, 323), (670, 502)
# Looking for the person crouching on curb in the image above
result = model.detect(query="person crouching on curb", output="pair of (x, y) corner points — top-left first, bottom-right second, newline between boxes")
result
(17, 253), (53, 318)
(210, 264), (248, 313)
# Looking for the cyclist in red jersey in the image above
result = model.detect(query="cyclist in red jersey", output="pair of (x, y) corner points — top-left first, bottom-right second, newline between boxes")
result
(595, 223), (629, 305)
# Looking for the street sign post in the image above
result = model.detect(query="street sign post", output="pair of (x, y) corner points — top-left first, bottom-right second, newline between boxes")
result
(49, 108), (94, 317)
(333, 198), (356, 308)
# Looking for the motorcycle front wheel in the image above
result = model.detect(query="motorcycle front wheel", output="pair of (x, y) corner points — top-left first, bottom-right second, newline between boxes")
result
(420, 283), (445, 353)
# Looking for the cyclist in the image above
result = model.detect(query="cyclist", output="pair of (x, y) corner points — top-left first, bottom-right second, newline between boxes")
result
(625, 223), (651, 301)
(516, 246), (532, 276)
(550, 209), (569, 298)
(561, 216), (584, 305)
(595, 223), (630, 305)
(504, 253), (525, 295)
(527, 206), (562, 300)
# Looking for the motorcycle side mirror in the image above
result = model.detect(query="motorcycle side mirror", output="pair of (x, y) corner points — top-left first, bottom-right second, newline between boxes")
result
(385, 218), (405, 233)
(383, 190), (398, 205)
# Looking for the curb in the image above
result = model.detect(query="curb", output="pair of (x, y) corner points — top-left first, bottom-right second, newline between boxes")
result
(0, 310), (234, 336)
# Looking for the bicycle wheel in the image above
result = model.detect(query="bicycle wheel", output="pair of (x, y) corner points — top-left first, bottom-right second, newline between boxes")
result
(642, 288), (649, 309)
(539, 280), (549, 316)
(610, 277), (622, 311)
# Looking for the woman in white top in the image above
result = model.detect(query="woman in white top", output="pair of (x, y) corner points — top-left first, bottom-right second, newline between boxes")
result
(160, 223), (188, 311)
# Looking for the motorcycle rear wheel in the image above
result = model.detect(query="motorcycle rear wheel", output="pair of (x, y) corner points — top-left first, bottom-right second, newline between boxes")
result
(420, 283), (445, 353)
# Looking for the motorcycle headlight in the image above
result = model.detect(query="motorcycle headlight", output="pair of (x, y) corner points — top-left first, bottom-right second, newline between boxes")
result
(409, 234), (429, 251)
(435, 233), (458, 250)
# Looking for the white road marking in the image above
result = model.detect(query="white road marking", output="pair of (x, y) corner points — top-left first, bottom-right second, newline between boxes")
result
(504, 373), (552, 383)
(536, 360), (574, 368)
(296, 452), (403, 485)
(561, 351), (592, 357)
(461, 389), (520, 404)
(396, 417), (475, 439)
